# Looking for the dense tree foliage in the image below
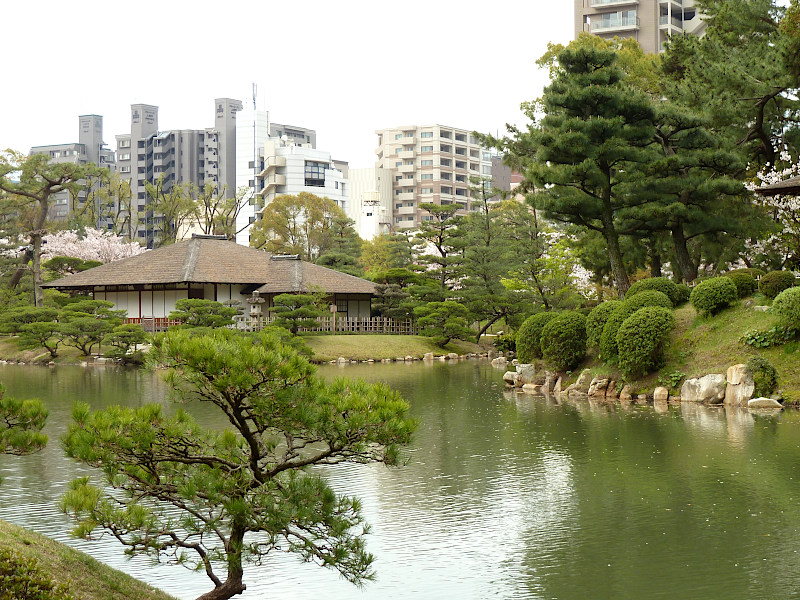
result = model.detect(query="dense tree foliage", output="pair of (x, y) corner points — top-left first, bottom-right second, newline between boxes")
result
(61, 329), (416, 600)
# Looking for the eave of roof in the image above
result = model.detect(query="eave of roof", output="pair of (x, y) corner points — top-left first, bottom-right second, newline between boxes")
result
(756, 175), (800, 196)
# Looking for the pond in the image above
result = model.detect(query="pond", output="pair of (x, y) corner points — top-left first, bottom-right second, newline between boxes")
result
(1, 361), (800, 599)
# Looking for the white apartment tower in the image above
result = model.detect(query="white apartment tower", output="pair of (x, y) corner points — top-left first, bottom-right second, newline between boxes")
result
(375, 125), (494, 230)
(574, 0), (706, 54)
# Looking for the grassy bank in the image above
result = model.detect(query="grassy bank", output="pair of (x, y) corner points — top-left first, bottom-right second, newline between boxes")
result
(561, 299), (800, 401)
(303, 334), (486, 362)
(0, 519), (177, 600)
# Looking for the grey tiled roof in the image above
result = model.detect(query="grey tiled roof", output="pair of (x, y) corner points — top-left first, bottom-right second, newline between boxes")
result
(756, 175), (800, 196)
(43, 238), (375, 294)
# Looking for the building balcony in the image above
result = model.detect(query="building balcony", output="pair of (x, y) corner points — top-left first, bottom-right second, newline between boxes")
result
(398, 164), (415, 173)
(591, 16), (640, 32)
(257, 155), (286, 177)
(398, 192), (415, 201)
(397, 205), (416, 215)
(398, 150), (416, 159)
(257, 174), (286, 197)
(659, 14), (683, 29)
(395, 220), (416, 230)
(590, 0), (638, 6)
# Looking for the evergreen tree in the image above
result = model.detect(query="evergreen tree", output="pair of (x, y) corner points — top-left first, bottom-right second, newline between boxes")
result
(61, 328), (415, 600)
(494, 47), (657, 294)
(413, 203), (462, 290)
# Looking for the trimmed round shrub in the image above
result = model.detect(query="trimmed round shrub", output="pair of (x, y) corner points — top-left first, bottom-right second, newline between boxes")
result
(690, 277), (738, 316)
(540, 312), (587, 371)
(599, 303), (636, 360)
(747, 355), (778, 397)
(623, 290), (673, 312)
(759, 271), (796, 299)
(626, 277), (680, 306)
(493, 333), (516, 353)
(516, 312), (558, 363)
(725, 272), (757, 298)
(728, 267), (766, 279)
(586, 300), (622, 349)
(772, 286), (800, 329)
(616, 306), (675, 377)
(675, 283), (691, 305)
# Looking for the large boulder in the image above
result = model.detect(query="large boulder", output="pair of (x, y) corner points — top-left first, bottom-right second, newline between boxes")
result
(515, 363), (536, 386)
(502, 371), (518, 386)
(491, 356), (508, 368)
(653, 387), (669, 402)
(587, 377), (609, 398)
(543, 371), (558, 393)
(681, 374), (727, 403)
(724, 364), (755, 406)
(748, 397), (783, 409)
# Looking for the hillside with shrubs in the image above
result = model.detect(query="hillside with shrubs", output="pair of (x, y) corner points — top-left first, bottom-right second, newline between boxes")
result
(513, 273), (800, 403)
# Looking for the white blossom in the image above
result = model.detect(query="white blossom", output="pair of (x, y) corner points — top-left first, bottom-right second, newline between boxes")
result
(43, 229), (147, 264)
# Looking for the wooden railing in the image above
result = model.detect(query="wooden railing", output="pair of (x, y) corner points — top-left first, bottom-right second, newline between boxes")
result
(124, 317), (183, 332)
(234, 315), (418, 335)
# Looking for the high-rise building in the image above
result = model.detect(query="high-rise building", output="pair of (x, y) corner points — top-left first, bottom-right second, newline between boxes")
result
(574, 0), (706, 54)
(115, 98), (243, 246)
(252, 137), (348, 227)
(374, 124), (495, 230)
(29, 114), (115, 221)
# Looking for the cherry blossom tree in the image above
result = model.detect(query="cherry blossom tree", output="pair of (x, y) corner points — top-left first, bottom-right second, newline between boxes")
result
(43, 228), (147, 265)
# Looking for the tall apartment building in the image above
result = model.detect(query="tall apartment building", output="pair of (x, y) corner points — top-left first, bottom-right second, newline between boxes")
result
(235, 109), (325, 245)
(574, 0), (706, 54)
(115, 98), (243, 247)
(374, 125), (494, 230)
(253, 137), (348, 226)
(30, 115), (115, 221)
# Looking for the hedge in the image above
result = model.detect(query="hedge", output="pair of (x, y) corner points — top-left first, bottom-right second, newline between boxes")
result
(772, 286), (800, 329)
(725, 272), (757, 298)
(586, 301), (622, 349)
(516, 312), (558, 363)
(0, 546), (74, 600)
(623, 290), (673, 312)
(759, 271), (796, 299)
(616, 307), (675, 377)
(625, 277), (680, 306)
(599, 303), (636, 360)
(675, 283), (691, 305)
(540, 312), (587, 371)
(728, 267), (766, 279)
(690, 277), (738, 316)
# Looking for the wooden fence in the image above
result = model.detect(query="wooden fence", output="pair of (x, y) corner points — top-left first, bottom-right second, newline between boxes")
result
(125, 317), (183, 332)
(234, 315), (418, 335)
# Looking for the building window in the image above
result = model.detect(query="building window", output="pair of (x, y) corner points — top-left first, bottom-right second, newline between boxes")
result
(396, 161), (402, 167)
(421, 173), (434, 180)
(396, 175), (403, 181)
(421, 131), (433, 138)
(421, 187), (434, 194)
(441, 186), (452, 195)
(456, 188), (468, 196)
(456, 161), (467, 169)
(440, 131), (452, 139)
(455, 147), (466, 156)
(441, 172), (452, 181)
(421, 159), (433, 166)
(470, 149), (479, 158)
(305, 161), (327, 187)
(421, 145), (434, 152)
(120, 166), (131, 173)
(440, 158), (451, 167)
(455, 174), (467, 183)
(482, 165), (491, 175)
(440, 144), (451, 153)
(395, 134), (402, 140)
(119, 153), (131, 161)
(455, 133), (467, 142)
(118, 139), (131, 148)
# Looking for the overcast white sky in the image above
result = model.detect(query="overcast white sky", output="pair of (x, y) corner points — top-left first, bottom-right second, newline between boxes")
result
(3, 0), (573, 168)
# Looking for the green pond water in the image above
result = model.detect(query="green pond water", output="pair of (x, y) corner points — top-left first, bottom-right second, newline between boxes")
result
(1, 361), (800, 599)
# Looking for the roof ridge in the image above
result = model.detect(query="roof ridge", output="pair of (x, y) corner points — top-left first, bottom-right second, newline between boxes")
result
(180, 238), (200, 281)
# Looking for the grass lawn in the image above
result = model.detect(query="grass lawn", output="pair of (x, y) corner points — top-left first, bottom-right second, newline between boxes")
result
(0, 336), (89, 364)
(303, 334), (486, 362)
(0, 519), (177, 600)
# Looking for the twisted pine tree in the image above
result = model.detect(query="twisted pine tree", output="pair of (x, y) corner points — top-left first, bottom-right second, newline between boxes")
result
(61, 329), (415, 600)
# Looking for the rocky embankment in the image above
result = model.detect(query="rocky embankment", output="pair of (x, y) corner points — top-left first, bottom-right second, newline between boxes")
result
(499, 360), (783, 411)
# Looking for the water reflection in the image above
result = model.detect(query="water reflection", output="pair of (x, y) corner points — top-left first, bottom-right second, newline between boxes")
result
(1, 363), (800, 599)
